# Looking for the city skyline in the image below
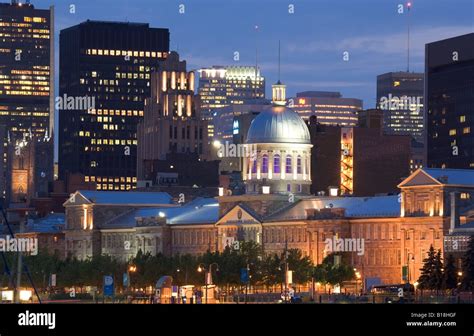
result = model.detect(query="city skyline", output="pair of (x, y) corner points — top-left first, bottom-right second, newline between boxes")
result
(13, 0), (473, 161)
(1, 0), (474, 318)
(31, 0), (473, 105)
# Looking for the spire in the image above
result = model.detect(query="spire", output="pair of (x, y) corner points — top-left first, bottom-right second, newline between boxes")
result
(272, 40), (286, 106)
(278, 40), (281, 83)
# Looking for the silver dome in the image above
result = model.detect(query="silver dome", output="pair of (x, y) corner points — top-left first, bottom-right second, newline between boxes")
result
(246, 105), (311, 144)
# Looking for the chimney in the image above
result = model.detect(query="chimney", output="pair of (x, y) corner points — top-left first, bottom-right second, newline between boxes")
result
(450, 192), (460, 231)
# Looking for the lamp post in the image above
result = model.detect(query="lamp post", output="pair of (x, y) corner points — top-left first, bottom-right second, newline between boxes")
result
(457, 271), (463, 288)
(413, 281), (419, 302)
(354, 268), (361, 295)
(128, 265), (136, 291)
(197, 263), (219, 304)
(406, 253), (414, 284)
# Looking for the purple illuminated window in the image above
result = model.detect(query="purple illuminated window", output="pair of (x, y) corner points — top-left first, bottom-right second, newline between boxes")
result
(286, 156), (292, 174)
(252, 158), (257, 174)
(262, 154), (268, 174)
(274, 155), (280, 174)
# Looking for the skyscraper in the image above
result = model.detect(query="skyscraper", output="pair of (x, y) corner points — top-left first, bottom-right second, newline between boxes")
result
(59, 21), (169, 191)
(376, 72), (424, 142)
(0, 1), (54, 137)
(0, 1), (54, 203)
(137, 51), (216, 187)
(426, 33), (474, 169)
(197, 66), (265, 138)
(290, 91), (362, 126)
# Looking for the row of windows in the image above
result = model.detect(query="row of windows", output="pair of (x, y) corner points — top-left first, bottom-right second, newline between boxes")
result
(87, 109), (143, 116)
(86, 49), (167, 58)
(97, 184), (136, 191)
(85, 176), (137, 183)
(358, 249), (402, 266)
(249, 154), (306, 175)
(173, 230), (212, 245)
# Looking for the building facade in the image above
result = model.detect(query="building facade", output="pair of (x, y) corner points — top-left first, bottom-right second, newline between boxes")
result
(58, 21), (170, 191)
(309, 110), (411, 197)
(0, 1), (54, 205)
(58, 82), (474, 287)
(426, 33), (474, 169)
(198, 66), (265, 139)
(0, 1), (54, 138)
(376, 72), (424, 143)
(290, 91), (362, 127)
(137, 51), (211, 186)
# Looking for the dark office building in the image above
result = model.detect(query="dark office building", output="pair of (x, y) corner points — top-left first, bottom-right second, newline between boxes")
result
(0, 1), (54, 204)
(309, 111), (411, 197)
(426, 33), (474, 169)
(59, 21), (169, 191)
(377, 72), (424, 142)
(0, 1), (54, 137)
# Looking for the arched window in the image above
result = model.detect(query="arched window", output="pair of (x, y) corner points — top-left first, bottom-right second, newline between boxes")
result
(297, 156), (302, 174)
(286, 155), (292, 174)
(252, 158), (257, 173)
(262, 154), (268, 174)
(273, 154), (280, 174)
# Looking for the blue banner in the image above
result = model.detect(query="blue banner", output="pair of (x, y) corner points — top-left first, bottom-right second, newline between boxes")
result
(104, 275), (114, 296)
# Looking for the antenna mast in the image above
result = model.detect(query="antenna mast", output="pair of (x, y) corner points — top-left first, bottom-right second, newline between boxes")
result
(407, 2), (412, 72)
(278, 40), (281, 82)
(255, 24), (259, 99)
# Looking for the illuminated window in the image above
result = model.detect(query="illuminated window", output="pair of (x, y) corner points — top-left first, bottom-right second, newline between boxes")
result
(262, 154), (268, 174)
(285, 156), (292, 174)
(274, 155), (281, 174)
(449, 129), (457, 136)
(252, 158), (257, 174)
(463, 127), (470, 134)
(460, 115), (466, 123)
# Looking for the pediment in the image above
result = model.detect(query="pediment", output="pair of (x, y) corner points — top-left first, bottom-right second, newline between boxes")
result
(216, 204), (261, 226)
(398, 169), (442, 188)
(63, 191), (93, 207)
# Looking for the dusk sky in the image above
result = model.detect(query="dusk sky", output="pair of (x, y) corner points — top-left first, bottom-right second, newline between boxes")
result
(33, 0), (473, 107)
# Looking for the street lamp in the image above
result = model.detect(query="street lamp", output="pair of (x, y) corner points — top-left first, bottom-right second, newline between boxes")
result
(457, 271), (463, 288)
(197, 263), (219, 304)
(127, 265), (137, 295)
(406, 253), (414, 284)
(354, 268), (361, 295)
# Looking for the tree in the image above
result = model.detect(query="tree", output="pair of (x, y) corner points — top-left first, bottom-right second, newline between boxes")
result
(260, 254), (282, 289)
(286, 249), (313, 284)
(443, 254), (457, 290)
(418, 245), (436, 290)
(461, 237), (474, 290)
(313, 254), (355, 288)
(432, 249), (444, 290)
